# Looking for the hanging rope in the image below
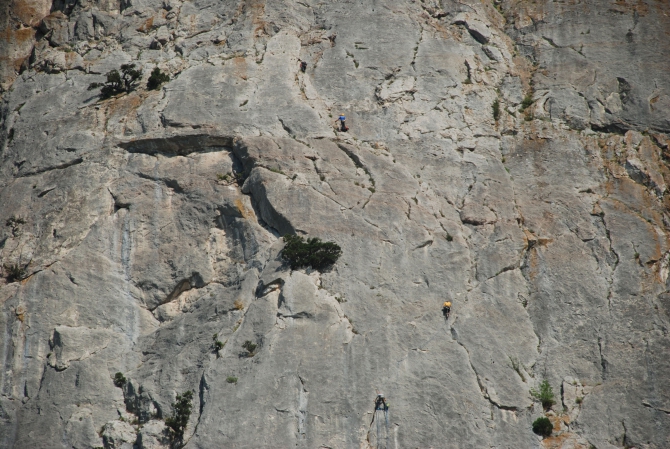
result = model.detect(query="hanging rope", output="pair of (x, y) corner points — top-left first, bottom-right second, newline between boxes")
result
(373, 305), (454, 448)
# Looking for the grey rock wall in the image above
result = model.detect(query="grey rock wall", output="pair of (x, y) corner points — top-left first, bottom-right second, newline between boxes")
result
(1, 1), (669, 448)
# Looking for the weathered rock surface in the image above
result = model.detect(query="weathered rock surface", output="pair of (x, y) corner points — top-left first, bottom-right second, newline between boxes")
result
(0, 1), (669, 448)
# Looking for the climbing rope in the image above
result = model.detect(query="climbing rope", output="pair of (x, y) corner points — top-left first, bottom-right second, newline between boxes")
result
(373, 307), (453, 448)
(374, 407), (389, 449)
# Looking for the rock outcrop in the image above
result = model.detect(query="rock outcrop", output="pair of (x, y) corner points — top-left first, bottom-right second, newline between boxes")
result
(1, 1), (669, 448)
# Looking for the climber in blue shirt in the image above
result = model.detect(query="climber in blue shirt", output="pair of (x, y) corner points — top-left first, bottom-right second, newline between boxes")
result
(336, 114), (348, 132)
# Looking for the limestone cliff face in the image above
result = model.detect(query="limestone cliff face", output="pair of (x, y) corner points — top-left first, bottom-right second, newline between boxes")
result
(1, 1), (669, 448)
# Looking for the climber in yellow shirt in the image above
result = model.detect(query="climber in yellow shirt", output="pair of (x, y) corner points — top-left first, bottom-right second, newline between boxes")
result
(442, 301), (451, 320)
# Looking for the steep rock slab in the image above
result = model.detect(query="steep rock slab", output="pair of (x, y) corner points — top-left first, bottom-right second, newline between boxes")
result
(0, 0), (669, 448)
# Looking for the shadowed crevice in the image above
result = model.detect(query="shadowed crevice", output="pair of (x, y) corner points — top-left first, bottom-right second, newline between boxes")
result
(118, 134), (235, 156)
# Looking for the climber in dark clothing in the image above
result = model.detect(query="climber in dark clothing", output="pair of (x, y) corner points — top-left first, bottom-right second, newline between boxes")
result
(371, 393), (390, 429)
(374, 394), (389, 411)
(336, 114), (348, 132)
(442, 301), (451, 320)
(299, 59), (307, 73)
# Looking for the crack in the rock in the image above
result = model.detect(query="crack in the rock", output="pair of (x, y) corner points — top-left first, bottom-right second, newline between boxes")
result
(37, 186), (56, 198)
(486, 264), (517, 281)
(278, 117), (294, 137)
(414, 239), (433, 250)
(181, 371), (208, 447)
(597, 336), (608, 379)
(24, 362), (49, 404)
(497, 146), (547, 372)
(642, 401), (670, 415)
(66, 272), (79, 286)
(360, 193), (373, 210)
(136, 172), (185, 194)
(118, 135), (234, 156)
(16, 158), (84, 178)
(108, 188), (130, 214)
(450, 324), (518, 412)
(150, 274), (210, 312)
(410, 26), (425, 72)
(600, 213), (619, 313)
(336, 143), (376, 188)
(541, 36), (558, 48)
(306, 183), (349, 211)
(361, 217), (388, 237)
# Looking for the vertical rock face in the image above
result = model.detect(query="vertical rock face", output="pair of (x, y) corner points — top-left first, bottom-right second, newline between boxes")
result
(0, 1), (669, 448)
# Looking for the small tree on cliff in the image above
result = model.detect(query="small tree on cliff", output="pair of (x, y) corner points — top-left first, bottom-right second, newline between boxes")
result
(530, 379), (555, 410)
(88, 64), (142, 99)
(281, 235), (342, 271)
(532, 416), (553, 437)
(165, 390), (193, 448)
(147, 67), (170, 90)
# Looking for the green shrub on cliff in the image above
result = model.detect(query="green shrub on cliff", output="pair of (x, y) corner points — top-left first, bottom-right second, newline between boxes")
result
(147, 67), (170, 90)
(113, 372), (126, 388)
(532, 416), (553, 437)
(281, 234), (342, 271)
(3, 263), (26, 282)
(165, 390), (193, 447)
(88, 64), (142, 99)
(530, 379), (555, 409)
(520, 92), (534, 111)
(242, 340), (257, 357)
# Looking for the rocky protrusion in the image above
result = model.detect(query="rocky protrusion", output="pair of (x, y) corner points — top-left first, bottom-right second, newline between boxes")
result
(101, 420), (138, 449)
(47, 326), (119, 371)
(452, 13), (492, 44)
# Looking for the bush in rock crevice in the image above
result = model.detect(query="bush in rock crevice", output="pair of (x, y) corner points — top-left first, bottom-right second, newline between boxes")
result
(281, 234), (342, 271)
(530, 379), (555, 410)
(532, 416), (553, 437)
(147, 67), (170, 90)
(88, 64), (142, 99)
(165, 390), (193, 448)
